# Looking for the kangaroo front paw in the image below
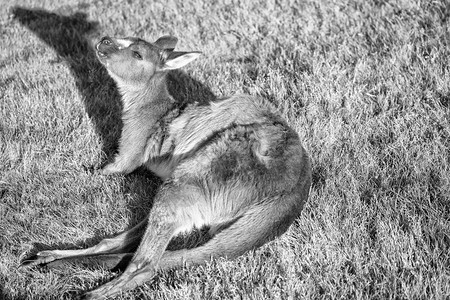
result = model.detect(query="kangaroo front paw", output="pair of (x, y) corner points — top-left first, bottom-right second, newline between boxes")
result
(100, 160), (139, 175)
(100, 163), (126, 175)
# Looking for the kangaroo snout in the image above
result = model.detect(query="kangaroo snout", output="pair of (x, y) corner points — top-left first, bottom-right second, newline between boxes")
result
(96, 36), (117, 57)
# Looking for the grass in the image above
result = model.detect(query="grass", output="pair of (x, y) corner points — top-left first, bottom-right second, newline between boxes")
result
(1, 0), (449, 299)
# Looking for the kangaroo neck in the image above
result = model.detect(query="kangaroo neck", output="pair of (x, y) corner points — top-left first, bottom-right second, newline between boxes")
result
(120, 73), (174, 119)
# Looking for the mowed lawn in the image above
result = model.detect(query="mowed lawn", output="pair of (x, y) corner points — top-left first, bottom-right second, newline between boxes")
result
(1, 0), (449, 299)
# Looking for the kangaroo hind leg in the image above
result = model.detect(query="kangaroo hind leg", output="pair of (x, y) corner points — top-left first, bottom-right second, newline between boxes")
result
(81, 186), (192, 300)
(20, 218), (147, 268)
(157, 197), (299, 271)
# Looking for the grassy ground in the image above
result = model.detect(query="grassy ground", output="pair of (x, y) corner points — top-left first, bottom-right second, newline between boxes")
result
(1, 0), (449, 299)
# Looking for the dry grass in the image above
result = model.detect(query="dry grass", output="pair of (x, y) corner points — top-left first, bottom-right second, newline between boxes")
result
(1, 0), (449, 299)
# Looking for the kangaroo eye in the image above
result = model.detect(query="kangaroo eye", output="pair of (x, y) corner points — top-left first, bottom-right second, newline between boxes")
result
(132, 51), (142, 59)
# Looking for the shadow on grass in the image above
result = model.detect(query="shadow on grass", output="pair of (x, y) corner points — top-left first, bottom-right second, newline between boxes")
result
(12, 6), (121, 159)
(12, 5), (216, 272)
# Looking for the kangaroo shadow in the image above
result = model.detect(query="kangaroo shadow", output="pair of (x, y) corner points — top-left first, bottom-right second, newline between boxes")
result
(12, 6), (121, 160)
(12, 6), (216, 266)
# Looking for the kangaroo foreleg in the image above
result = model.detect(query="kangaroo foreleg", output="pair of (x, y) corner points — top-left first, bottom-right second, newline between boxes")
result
(101, 119), (157, 175)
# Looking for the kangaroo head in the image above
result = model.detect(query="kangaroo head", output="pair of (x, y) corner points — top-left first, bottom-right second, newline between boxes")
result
(96, 35), (200, 88)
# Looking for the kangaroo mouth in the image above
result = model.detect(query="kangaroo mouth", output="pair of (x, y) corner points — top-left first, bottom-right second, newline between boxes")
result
(95, 42), (109, 59)
(96, 49), (108, 58)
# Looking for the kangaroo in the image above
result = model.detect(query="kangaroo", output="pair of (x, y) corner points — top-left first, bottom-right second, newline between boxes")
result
(21, 35), (312, 300)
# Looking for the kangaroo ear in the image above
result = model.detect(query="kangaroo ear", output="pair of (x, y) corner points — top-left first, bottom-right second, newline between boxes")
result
(154, 36), (178, 51)
(159, 51), (201, 71)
